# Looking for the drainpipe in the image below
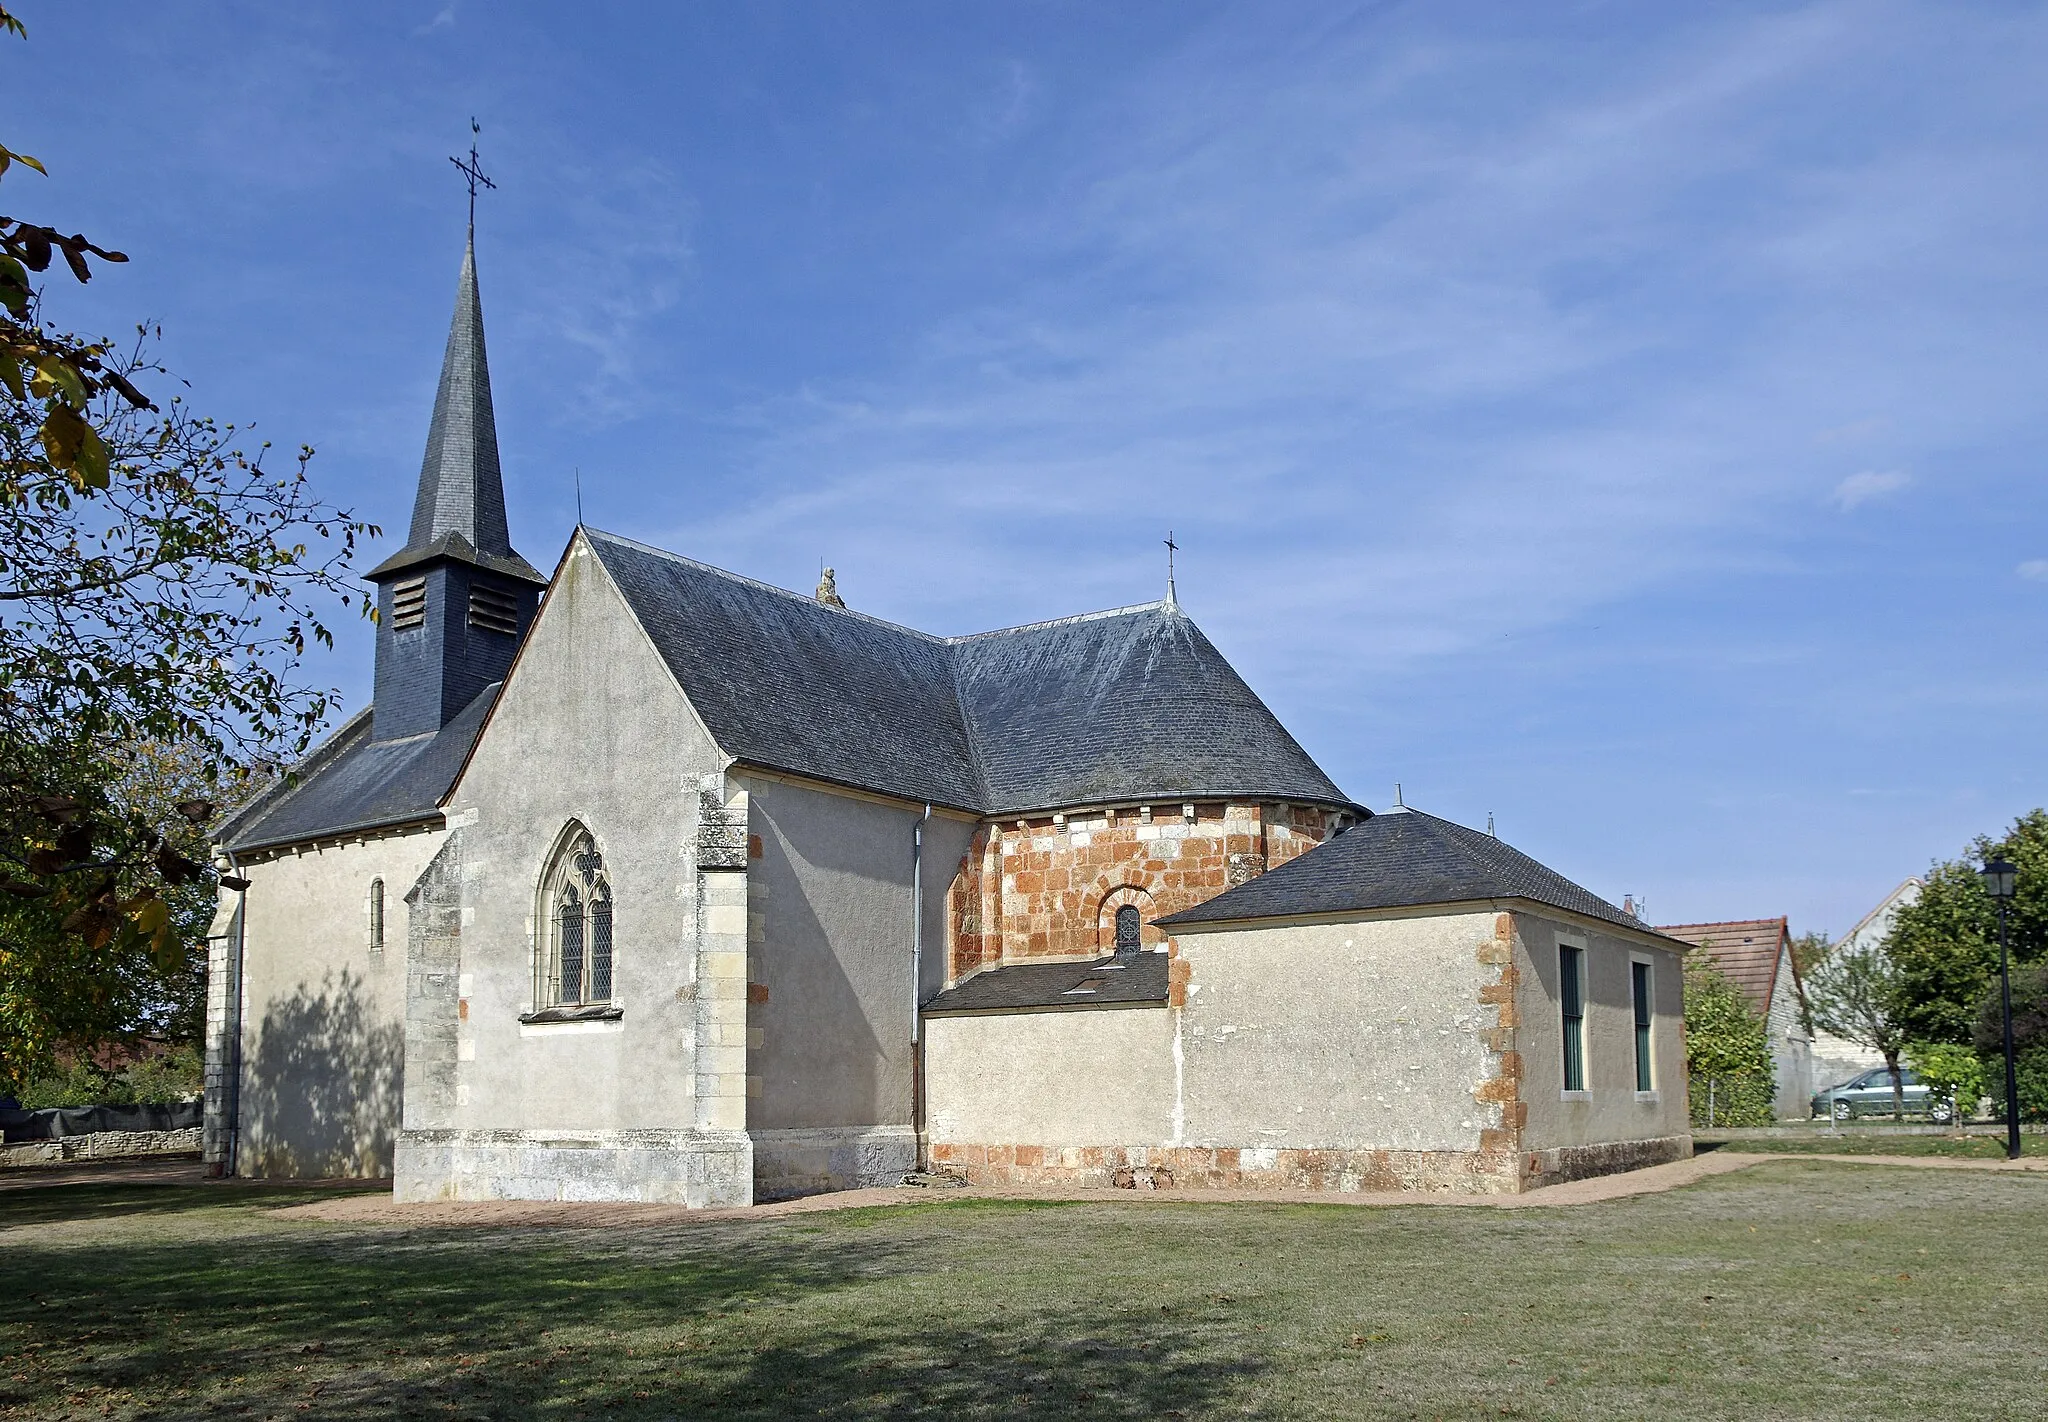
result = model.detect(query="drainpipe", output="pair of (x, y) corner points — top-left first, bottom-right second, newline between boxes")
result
(910, 803), (932, 1171)
(219, 849), (248, 1179)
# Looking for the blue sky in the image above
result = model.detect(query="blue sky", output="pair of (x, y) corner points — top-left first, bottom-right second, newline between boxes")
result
(9, 1), (2047, 936)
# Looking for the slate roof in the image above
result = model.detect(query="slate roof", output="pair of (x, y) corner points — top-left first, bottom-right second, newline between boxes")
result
(1656, 918), (1794, 1015)
(922, 951), (1169, 1015)
(230, 528), (1350, 851)
(585, 529), (1352, 817)
(217, 684), (500, 854)
(366, 238), (543, 586)
(1155, 808), (1660, 935)
(953, 607), (1347, 815)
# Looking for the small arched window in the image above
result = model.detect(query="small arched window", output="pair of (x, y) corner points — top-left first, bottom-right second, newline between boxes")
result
(538, 827), (613, 1009)
(1114, 904), (1142, 955)
(368, 878), (386, 954)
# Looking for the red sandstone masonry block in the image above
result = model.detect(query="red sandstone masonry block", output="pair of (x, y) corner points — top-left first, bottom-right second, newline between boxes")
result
(1015, 1144), (1043, 1168)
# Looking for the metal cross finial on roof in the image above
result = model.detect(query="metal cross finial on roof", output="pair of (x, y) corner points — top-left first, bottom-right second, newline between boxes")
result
(449, 117), (496, 234)
(1164, 530), (1179, 606)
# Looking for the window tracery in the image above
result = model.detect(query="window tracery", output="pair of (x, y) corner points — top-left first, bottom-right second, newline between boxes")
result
(537, 826), (613, 1010)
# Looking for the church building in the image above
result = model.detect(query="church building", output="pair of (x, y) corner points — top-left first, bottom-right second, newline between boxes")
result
(205, 230), (1692, 1205)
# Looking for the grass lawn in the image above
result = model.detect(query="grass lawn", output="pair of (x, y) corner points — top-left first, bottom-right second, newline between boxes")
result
(1698, 1131), (2048, 1160)
(1, 1160), (2044, 1420)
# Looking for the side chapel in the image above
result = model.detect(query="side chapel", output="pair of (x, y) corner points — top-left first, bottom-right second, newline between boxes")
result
(206, 231), (1692, 1204)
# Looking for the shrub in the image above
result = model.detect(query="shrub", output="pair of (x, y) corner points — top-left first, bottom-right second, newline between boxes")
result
(13, 1045), (201, 1108)
(1906, 1041), (1987, 1122)
(1685, 956), (1775, 1126)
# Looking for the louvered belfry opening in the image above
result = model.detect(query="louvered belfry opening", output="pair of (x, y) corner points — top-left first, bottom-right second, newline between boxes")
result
(468, 580), (521, 634)
(389, 577), (428, 631)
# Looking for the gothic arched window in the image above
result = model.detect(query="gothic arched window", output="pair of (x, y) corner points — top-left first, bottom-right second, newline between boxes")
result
(538, 826), (613, 1009)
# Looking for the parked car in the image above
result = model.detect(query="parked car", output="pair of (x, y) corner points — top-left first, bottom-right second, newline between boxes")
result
(1810, 1066), (1953, 1123)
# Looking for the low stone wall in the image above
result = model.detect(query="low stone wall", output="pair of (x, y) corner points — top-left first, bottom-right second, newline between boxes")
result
(751, 1125), (916, 1200)
(0, 1127), (204, 1169)
(394, 1127), (752, 1206)
(928, 1142), (1524, 1194)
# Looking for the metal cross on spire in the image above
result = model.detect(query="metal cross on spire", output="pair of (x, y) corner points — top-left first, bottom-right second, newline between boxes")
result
(1164, 530), (1180, 606)
(449, 117), (496, 234)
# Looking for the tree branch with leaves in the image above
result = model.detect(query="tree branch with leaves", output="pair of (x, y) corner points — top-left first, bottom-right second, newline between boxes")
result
(1, 5), (373, 1081)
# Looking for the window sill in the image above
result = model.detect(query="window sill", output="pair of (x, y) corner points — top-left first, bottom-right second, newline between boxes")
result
(1635, 1090), (1661, 1104)
(519, 1004), (623, 1026)
(1559, 1090), (1592, 1103)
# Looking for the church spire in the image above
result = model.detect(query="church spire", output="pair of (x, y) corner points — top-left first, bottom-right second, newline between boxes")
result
(367, 220), (541, 586)
(364, 155), (544, 743)
(407, 234), (513, 557)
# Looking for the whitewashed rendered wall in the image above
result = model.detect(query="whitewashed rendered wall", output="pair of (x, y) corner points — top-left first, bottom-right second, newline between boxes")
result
(219, 826), (446, 1177)
(923, 1007), (1175, 1146)
(395, 537), (742, 1204)
(1515, 913), (1689, 1152)
(1765, 947), (1815, 1117)
(742, 777), (974, 1196)
(1176, 911), (1502, 1152)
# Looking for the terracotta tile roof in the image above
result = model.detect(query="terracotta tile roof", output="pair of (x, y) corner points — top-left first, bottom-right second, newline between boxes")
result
(1655, 917), (1793, 1015)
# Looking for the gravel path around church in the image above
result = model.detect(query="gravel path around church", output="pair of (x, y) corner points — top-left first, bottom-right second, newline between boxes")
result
(263, 1147), (2048, 1228)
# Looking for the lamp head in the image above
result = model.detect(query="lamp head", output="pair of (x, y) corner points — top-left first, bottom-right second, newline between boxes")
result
(1980, 856), (2018, 902)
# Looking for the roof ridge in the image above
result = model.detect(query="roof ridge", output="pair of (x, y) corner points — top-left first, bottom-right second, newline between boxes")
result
(946, 601), (1172, 644)
(581, 527), (955, 644)
(1837, 878), (1924, 946)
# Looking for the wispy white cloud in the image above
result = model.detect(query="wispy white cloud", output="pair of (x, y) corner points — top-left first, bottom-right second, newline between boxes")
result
(1833, 469), (1910, 510)
(671, 0), (2043, 688)
(2019, 560), (2048, 582)
(416, 5), (457, 37)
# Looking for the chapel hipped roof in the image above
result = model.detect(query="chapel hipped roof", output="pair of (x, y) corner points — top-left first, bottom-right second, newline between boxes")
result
(1154, 808), (1662, 937)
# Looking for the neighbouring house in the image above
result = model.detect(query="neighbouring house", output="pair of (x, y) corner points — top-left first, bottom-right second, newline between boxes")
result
(1655, 916), (1812, 1116)
(1807, 879), (1923, 1092)
(203, 225), (1693, 1204)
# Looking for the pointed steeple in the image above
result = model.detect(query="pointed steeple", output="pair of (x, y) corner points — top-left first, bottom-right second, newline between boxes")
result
(365, 230), (544, 742)
(369, 236), (542, 585)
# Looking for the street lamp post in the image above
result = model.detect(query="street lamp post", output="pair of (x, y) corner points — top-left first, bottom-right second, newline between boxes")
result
(1980, 855), (2021, 1160)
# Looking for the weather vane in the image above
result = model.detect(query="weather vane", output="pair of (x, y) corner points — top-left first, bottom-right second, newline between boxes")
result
(449, 117), (496, 232)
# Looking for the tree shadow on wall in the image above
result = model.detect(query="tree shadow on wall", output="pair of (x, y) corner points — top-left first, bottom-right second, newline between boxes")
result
(240, 969), (404, 1178)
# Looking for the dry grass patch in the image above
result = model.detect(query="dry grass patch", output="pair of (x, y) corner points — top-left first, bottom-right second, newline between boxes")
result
(0, 1160), (2043, 1419)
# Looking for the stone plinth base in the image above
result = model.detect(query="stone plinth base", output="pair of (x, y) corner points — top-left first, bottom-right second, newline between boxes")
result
(395, 1128), (752, 1206)
(1521, 1135), (1692, 1190)
(751, 1125), (916, 1200)
(931, 1134), (1696, 1195)
(929, 1141), (1523, 1194)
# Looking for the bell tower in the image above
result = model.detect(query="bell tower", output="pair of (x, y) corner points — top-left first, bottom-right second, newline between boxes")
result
(364, 145), (544, 741)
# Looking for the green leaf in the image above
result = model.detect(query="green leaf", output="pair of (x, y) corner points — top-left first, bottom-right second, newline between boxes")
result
(74, 423), (110, 488)
(31, 354), (88, 407)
